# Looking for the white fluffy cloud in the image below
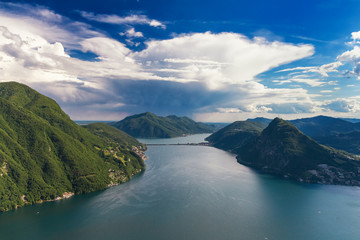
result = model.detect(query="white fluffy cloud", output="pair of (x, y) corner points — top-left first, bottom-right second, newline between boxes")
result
(320, 90), (333, 93)
(273, 77), (328, 87)
(135, 32), (314, 89)
(79, 11), (166, 29)
(195, 98), (360, 122)
(322, 98), (360, 113)
(0, 24), (74, 83)
(335, 30), (360, 78)
(337, 46), (360, 77)
(0, 24), (314, 118)
(277, 61), (343, 77)
(120, 28), (144, 38)
(350, 31), (360, 45)
(4, 3), (352, 121)
(216, 108), (242, 113)
(0, 21), (153, 104)
(0, 2), (62, 22)
(351, 31), (360, 41)
(0, 5), (102, 51)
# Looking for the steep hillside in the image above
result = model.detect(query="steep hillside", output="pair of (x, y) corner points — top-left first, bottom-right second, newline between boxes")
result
(205, 121), (266, 151)
(110, 112), (214, 138)
(83, 123), (148, 161)
(237, 118), (360, 185)
(0, 82), (145, 212)
(83, 123), (144, 149)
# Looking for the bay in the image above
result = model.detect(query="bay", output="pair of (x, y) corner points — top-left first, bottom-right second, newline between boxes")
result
(1, 134), (360, 240)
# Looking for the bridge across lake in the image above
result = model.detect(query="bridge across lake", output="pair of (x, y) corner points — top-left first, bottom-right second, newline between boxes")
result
(146, 142), (211, 146)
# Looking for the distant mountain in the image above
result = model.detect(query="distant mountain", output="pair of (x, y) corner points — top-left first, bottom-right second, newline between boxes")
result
(313, 131), (360, 155)
(110, 112), (214, 138)
(247, 115), (360, 137)
(0, 82), (145, 212)
(205, 121), (266, 151)
(246, 117), (272, 126)
(340, 118), (360, 123)
(205, 122), (230, 131)
(248, 115), (360, 154)
(237, 118), (360, 185)
(290, 115), (360, 137)
(211, 115), (360, 156)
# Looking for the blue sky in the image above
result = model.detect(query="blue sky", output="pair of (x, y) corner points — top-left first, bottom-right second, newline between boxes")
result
(1, 0), (360, 121)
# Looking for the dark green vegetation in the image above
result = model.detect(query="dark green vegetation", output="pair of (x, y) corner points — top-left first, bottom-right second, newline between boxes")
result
(246, 117), (272, 126)
(248, 115), (360, 155)
(289, 115), (360, 137)
(209, 118), (360, 186)
(205, 122), (230, 131)
(75, 120), (111, 125)
(205, 121), (266, 151)
(83, 123), (144, 149)
(248, 115), (360, 137)
(288, 116), (360, 154)
(110, 112), (214, 138)
(313, 131), (360, 155)
(0, 82), (145, 212)
(340, 118), (360, 123)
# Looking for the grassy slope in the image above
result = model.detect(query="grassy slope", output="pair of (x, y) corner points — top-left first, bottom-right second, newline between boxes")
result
(0, 82), (145, 211)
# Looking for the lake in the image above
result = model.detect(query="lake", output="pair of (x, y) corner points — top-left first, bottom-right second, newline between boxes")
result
(1, 134), (360, 240)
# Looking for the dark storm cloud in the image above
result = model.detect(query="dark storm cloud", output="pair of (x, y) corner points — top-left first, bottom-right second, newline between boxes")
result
(107, 80), (231, 116)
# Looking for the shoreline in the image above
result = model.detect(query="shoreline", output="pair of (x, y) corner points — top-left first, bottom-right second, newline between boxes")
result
(4, 149), (148, 213)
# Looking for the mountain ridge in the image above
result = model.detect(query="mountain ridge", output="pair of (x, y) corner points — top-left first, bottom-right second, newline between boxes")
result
(237, 118), (360, 185)
(208, 117), (360, 186)
(205, 120), (266, 151)
(289, 115), (360, 137)
(110, 112), (214, 138)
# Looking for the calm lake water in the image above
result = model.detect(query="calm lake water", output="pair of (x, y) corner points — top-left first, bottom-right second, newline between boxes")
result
(1, 134), (360, 240)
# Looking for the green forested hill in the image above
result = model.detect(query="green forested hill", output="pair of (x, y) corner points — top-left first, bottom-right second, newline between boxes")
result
(0, 82), (145, 212)
(83, 123), (144, 149)
(205, 121), (266, 151)
(247, 115), (360, 154)
(208, 117), (360, 186)
(246, 117), (272, 126)
(289, 115), (360, 137)
(237, 118), (360, 185)
(110, 112), (214, 138)
(313, 131), (360, 155)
